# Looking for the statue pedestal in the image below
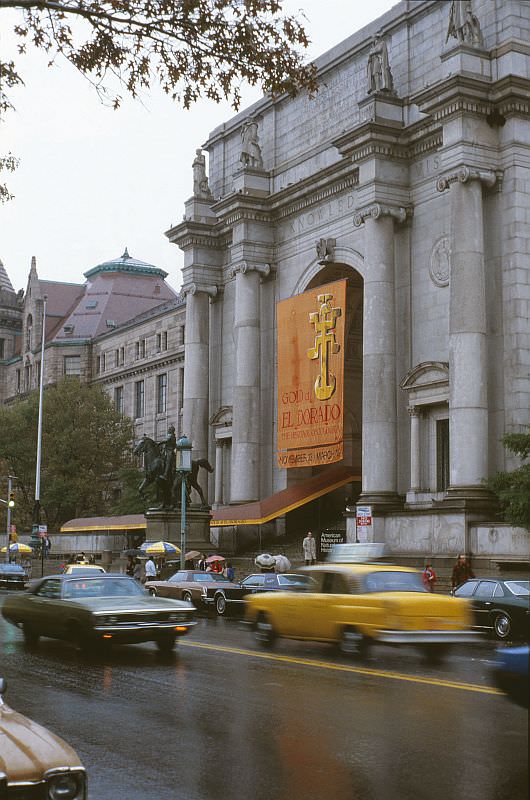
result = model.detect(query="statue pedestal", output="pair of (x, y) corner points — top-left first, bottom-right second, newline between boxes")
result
(144, 506), (213, 552)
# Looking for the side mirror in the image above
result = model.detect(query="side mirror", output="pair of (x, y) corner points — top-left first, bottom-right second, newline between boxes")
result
(0, 678), (6, 696)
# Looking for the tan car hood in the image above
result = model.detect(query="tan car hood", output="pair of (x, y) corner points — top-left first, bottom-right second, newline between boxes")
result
(0, 704), (82, 781)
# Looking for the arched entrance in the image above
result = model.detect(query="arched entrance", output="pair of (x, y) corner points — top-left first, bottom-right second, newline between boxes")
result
(285, 262), (363, 536)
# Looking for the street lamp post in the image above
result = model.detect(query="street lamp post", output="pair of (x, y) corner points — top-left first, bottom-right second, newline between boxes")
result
(175, 435), (192, 569)
(1, 476), (16, 563)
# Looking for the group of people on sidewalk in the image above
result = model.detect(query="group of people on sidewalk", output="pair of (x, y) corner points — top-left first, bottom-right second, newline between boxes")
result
(422, 553), (475, 593)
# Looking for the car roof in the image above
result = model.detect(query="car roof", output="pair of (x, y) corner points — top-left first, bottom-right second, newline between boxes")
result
(302, 563), (420, 575)
(39, 573), (131, 582)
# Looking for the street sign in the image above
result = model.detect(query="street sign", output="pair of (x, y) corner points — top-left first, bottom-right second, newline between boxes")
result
(356, 506), (372, 526)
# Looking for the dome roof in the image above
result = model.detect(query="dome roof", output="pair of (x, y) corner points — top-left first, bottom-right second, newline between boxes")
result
(0, 259), (15, 294)
(84, 248), (168, 280)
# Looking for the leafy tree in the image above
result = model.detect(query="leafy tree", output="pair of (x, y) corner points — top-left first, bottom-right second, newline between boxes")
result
(488, 428), (530, 531)
(1, 1), (316, 110)
(0, 377), (135, 530)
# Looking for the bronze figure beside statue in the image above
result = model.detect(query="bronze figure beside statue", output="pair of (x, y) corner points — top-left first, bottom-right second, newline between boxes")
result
(133, 430), (213, 510)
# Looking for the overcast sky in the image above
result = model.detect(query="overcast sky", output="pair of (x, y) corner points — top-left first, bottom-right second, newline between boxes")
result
(1, 1), (396, 293)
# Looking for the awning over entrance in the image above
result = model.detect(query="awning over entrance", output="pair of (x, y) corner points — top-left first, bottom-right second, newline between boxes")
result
(60, 514), (146, 533)
(210, 465), (360, 527)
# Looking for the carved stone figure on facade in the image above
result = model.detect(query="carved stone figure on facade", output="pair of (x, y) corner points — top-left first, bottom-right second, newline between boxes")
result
(446, 0), (483, 47)
(240, 120), (263, 169)
(316, 238), (336, 264)
(192, 148), (212, 199)
(367, 35), (394, 94)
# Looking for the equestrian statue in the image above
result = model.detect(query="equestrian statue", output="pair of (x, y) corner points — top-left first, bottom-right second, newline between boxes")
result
(133, 427), (213, 510)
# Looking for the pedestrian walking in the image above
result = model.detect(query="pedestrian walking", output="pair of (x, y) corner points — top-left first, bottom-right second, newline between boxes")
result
(422, 563), (437, 592)
(302, 531), (317, 565)
(126, 556), (135, 577)
(144, 555), (157, 583)
(198, 553), (207, 571)
(451, 553), (475, 591)
(43, 536), (52, 558)
(223, 561), (235, 581)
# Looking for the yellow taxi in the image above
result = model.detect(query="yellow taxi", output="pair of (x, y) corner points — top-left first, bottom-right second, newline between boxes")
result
(63, 563), (106, 575)
(0, 676), (87, 797)
(245, 556), (478, 661)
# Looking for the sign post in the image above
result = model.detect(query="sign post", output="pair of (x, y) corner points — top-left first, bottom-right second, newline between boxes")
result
(355, 505), (373, 542)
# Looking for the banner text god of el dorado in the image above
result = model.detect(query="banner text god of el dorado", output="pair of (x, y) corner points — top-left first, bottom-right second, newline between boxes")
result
(277, 279), (346, 468)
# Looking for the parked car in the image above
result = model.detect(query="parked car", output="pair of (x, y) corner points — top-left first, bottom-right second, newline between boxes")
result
(0, 563), (28, 590)
(453, 578), (529, 640)
(145, 570), (237, 609)
(2, 573), (196, 653)
(208, 572), (317, 616)
(62, 564), (106, 575)
(0, 676), (87, 798)
(245, 563), (479, 660)
(492, 645), (529, 708)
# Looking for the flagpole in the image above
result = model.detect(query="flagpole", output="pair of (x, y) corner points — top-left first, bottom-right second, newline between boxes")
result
(33, 295), (47, 552)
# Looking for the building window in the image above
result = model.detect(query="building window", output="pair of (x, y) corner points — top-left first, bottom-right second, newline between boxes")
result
(162, 331), (168, 350)
(36, 360), (41, 384)
(24, 364), (31, 391)
(16, 369), (21, 393)
(178, 325), (185, 346)
(64, 355), (81, 376)
(135, 341), (140, 360)
(135, 380), (145, 418)
(26, 314), (33, 352)
(157, 373), (168, 414)
(436, 418), (450, 492)
(101, 353), (106, 372)
(115, 349), (120, 367)
(0, 338), (4, 359)
(156, 333), (161, 352)
(120, 346), (125, 365)
(178, 366), (184, 413)
(114, 386), (124, 415)
(140, 338), (146, 358)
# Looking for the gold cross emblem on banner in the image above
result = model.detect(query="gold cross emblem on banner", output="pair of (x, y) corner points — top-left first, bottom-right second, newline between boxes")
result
(307, 293), (342, 400)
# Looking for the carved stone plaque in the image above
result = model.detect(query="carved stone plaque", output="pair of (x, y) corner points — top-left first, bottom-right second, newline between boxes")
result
(429, 237), (451, 287)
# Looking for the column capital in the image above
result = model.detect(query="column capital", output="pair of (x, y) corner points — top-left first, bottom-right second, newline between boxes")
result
(436, 166), (497, 193)
(215, 438), (225, 448)
(353, 202), (411, 228)
(182, 282), (219, 301)
(229, 261), (272, 280)
(407, 405), (422, 418)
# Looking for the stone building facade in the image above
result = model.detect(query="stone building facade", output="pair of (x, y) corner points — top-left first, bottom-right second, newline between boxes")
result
(0, 251), (186, 448)
(167, 0), (530, 563)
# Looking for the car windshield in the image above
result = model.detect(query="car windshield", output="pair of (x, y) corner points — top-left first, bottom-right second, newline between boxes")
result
(192, 573), (227, 582)
(67, 566), (104, 574)
(363, 571), (426, 593)
(505, 580), (530, 597)
(0, 565), (25, 573)
(63, 577), (145, 598)
(277, 574), (316, 588)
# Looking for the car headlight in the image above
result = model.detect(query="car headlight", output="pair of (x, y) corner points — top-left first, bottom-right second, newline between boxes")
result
(46, 769), (86, 799)
(168, 612), (183, 622)
(97, 615), (118, 626)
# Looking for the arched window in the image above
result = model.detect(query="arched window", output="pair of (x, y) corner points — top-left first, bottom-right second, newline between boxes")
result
(26, 314), (33, 351)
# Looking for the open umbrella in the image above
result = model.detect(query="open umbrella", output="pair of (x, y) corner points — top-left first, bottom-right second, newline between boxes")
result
(122, 548), (143, 557)
(1, 543), (33, 554)
(274, 554), (292, 573)
(185, 550), (201, 560)
(205, 554), (225, 563)
(254, 553), (276, 570)
(140, 541), (180, 556)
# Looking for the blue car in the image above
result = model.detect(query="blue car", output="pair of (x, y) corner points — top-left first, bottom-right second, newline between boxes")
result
(493, 645), (529, 708)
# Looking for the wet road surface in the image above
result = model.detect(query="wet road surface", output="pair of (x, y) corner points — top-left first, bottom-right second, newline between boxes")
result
(1, 596), (527, 800)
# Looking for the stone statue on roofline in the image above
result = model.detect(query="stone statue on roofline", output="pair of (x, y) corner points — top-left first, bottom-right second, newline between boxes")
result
(366, 35), (394, 95)
(446, 0), (483, 48)
(192, 148), (213, 200)
(240, 119), (263, 169)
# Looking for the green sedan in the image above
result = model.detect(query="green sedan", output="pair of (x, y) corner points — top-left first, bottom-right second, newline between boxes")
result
(2, 573), (196, 654)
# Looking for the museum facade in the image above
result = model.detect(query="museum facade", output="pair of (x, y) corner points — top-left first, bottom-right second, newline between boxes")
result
(167, 0), (529, 564)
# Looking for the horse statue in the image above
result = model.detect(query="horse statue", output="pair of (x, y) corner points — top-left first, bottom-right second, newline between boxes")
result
(133, 435), (173, 509)
(173, 459), (214, 508)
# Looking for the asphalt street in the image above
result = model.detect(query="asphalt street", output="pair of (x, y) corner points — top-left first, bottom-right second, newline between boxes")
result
(0, 596), (527, 800)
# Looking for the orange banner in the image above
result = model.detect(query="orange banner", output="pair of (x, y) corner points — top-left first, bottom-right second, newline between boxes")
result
(277, 279), (346, 468)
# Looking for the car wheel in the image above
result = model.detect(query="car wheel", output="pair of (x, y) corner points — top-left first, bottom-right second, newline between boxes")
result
(339, 627), (367, 659)
(156, 635), (176, 654)
(149, 587), (157, 597)
(215, 593), (227, 616)
(182, 591), (193, 604)
(255, 613), (275, 648)
(494, 612), (512, 640)
(22, 623), (40, 646)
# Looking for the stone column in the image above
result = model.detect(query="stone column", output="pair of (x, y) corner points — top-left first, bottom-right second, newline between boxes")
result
(182, 283), (217, 463)
(354, 203), (407, 507)
(437, 167), (495, 495)
(214, 440), (224, 506)
(408, 406), (421, 492)
(230, 262), (270, 504)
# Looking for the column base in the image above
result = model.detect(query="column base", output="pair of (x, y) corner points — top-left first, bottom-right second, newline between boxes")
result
(357, 492), (404, 514)
(434, 486), (497, 513)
